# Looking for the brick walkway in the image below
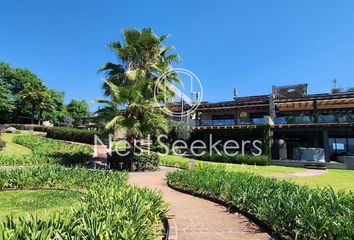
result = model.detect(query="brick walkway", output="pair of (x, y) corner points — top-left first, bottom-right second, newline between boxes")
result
(129, 167), (271, 240)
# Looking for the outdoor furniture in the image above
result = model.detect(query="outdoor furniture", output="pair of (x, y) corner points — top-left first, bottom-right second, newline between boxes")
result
(293, 147), (306, 160)
(344, 156), (354, 170)
(293, 147), (325, 162)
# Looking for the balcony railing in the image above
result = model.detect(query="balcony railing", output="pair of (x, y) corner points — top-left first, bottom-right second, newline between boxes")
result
(194, 118), (265, 126)
(275, 114), (354, 124)
(194, 114), (354, 127)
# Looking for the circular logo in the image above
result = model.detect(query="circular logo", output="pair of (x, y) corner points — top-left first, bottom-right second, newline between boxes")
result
(154, 68), (203, 118)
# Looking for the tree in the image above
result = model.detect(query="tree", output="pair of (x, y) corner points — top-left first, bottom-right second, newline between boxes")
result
(0, 79), (14, 123)
(42, 90), (66, 125)
(96, 28), (180, 159)
(167, 120), (191, 144)
(67, 100), (90, 126)
(18, 80), (48, 124)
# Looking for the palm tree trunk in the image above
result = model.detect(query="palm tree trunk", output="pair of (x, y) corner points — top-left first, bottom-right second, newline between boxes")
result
(127, 135), (135, 171)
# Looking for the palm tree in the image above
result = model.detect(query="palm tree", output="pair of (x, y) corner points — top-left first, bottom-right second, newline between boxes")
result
(37, 90), (54, 125)
(19, 80), (47, 124)
(96, 28), (180, 158)
(99, 28), (180, 97)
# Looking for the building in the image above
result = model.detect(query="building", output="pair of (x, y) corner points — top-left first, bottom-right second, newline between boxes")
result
(191, 84), (354, 163)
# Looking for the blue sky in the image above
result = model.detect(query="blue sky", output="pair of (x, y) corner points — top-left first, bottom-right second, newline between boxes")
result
(1, 0), (354, 111)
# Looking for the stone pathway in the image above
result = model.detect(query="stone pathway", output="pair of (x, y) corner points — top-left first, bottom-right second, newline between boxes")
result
(129, 167), (271, 240)
(262, 169), (327, 178)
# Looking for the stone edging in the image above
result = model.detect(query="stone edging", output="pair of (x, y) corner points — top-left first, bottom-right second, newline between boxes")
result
(167, 181), (291, 240)
(166, 218), (177, 240)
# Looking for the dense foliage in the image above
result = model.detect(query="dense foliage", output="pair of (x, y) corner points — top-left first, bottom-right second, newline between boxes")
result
(108, 151), (160, 171)
(200, 153), (270, 166)
(0, 135), (92, 166)
(167, 120), (191, 143)
(0, 166), (168, 239)
(0, 62), (90, 126)
(47, 127), (97, 144)
(66, 100), (90, 126)
(167, 167), (354, 240)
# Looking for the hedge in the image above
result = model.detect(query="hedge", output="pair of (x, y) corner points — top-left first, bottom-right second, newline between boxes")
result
(167, 167), (354, 239)
(47, 127), (97, 144)
(108, 151), (160, 171)
(0, 166), (168, 239)
(200, 153), (270, 166)
(3, 124), (50, 132)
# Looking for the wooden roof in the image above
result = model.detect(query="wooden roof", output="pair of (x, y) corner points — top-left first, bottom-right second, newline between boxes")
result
(276, 98), (354, 112)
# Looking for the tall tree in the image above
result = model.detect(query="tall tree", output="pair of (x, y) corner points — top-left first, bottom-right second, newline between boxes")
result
(18, 80), (47, 124)
(42, 90), (66, 125)
(0, 79), (14, 123)
(67, 100), (90, 126)
(96, 28), (180, 157)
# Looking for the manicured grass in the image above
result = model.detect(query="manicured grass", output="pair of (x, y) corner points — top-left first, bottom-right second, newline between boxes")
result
(161, 154), (354, 191)
(0, 134), (92, 166)
(0, 133), (32, 156)
(0, 189), (82, 221)
(291, 169), (354, 192)
(160, 154), (305, 174)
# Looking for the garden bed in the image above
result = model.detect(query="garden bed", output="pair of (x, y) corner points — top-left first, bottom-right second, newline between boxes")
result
(0, 135), (92, 166)
(0, 166), (168, 239)
(167, 167), (354, 240)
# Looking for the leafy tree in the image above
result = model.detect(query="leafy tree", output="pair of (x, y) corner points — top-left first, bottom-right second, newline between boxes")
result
(18, 80), (48, 124)
(96, 28), (180, 160)
(67, 100), (90, 126)
(0, 79), (14, 123)
(167, 120), (191, 144)
(42, 90), (66, 125)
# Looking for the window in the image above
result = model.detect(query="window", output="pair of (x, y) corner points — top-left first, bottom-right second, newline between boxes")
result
(329, 138), (350, 153)
(349, 138), (354, 153)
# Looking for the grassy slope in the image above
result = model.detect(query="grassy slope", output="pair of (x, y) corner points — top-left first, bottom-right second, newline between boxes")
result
(161, 155), (354, 191)
(0, 133), (32, 156)
(0, 189), (82, 221)
(291, 169), (354, 192)
(160, 154), (304, 174)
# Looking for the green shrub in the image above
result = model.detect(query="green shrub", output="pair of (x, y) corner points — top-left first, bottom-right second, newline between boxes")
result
(132, 152), (160, 171)
(0, 139), (5, 150)
(167, 167), (354, 239)
(0, 166), (168, 239)
(201, 153), (270, 166)
(47, 127), (97, 144)
(4, 124), (47, 131)
(168, 120), (191, 143)
(0, 135), (92, 166)
(32, 125), (51, 132)
(108, 151), (160, 171)
(160, 155), (190, 169)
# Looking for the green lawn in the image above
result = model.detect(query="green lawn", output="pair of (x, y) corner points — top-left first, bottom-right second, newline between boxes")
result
(160, 154), (305, 174)
(0, 189), (82, 221)
(291, 169), (354, 192)
(161, 154), (354, 191)
(0, 133), (32, 156)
